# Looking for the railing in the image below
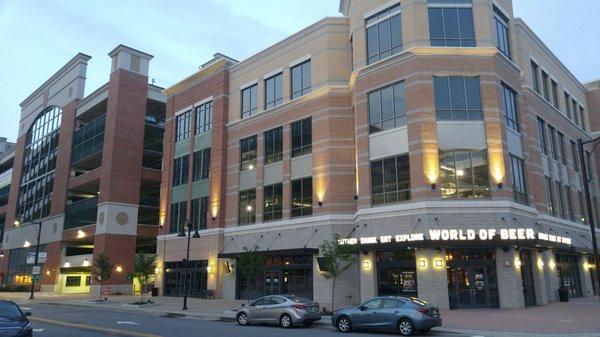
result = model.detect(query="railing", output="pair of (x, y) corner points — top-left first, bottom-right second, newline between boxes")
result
(72, 114), (106, 164)
(139, 195), (160, 208)
(143, 134), (163, 153)
(64, 196), (98, 230)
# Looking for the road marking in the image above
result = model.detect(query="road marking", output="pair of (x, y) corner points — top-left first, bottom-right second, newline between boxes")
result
(117, 321), (140, 325)
(21, 307), (31, 310)
(30, 317), (162, 337)
(33, 328), (44, 332)
(561, 319), (573, 323)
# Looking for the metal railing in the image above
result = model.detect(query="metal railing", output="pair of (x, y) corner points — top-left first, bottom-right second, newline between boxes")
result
(64, 196), (98, 230)
(143, 134), (163, 153)
(72, 114), (106, 164)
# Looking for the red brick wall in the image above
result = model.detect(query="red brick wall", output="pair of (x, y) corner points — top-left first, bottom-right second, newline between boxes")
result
(50, 100), (78, 216)
(91, 234), (136, 285)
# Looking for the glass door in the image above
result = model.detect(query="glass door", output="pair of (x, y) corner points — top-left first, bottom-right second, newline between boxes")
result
(451, 266), (491, 308)
(264, 271), (280, 295)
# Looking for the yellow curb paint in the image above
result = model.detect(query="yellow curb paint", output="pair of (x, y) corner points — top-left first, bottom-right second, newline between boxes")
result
(30, 316), (162, 337)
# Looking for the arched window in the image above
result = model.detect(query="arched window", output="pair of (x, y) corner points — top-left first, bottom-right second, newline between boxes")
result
(17, 106), (62, 222)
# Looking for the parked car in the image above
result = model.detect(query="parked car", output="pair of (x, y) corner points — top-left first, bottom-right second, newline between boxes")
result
(332, 296), (441, 335)
(0, 300), (32, 337)
(236, 295), (321, 328)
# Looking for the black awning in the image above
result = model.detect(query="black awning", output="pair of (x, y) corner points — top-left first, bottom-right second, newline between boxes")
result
(218, 248), (319, 259)
(60, 266), (92, 273)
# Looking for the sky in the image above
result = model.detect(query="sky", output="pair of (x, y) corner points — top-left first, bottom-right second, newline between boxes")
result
(0, 0), (598, 143)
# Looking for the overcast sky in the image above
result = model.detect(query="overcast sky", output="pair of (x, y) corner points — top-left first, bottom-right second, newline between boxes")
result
(0, 0), (598, 142)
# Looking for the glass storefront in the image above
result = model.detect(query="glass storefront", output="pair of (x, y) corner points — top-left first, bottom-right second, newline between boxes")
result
(446, 249), (499, 309)
(7, 246), (46, 285)
(377, 250), (417, 297)
(556, 254), (582, 298)
(163, 260), (208, 298)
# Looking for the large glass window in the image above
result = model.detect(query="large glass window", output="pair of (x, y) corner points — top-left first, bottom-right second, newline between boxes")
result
(264, 127), (283, 164)
(366, 4), (403, 64)
(371, 154), (411, 205)
(509, 155), (527, 205)
(17, 106), (62, 222)
(547, 125), (558, 160)
(263, 183), (283, 221)
(556, 182), (567, 219)
(544, 177), (555, 216)
(572, 99), (580, 126)
(291, 60), (311, 99)
(566, 187), (575, 221)
(571, 139), (580, 172)
(291, 117), (312, 157)
(170, 201), (187, 234)
(434, 76), (482, 121)
(240, 136), (257, 171)
(439, 149), (490, 199)
(264, 73), (283, 109)
(537, 117), (548, 155)
(195, 101), (212, 134)
(291, 177), (313, 217)
(579, 106), (586, 131)
(551, 80), (559, 109)
(428, 1), (474, 47)
(501, 83), (519, 132)
(368, 81), (406, 133)
(241, 84), (258, 119)
(172, 155), (189, 187)
(564, 92), (572, 119)
(239, 189), (256, 225)
(557, 132), (567, 165)
(175, 110), (192, 142)
(193, 148), (211, 181)
(191, 196), (209, 230)
(493, 5), (510, 58)
(531, 61), (540, 93)
(541, 71), (550, 101)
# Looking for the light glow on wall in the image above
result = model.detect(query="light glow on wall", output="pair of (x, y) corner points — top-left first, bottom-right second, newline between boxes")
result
(423, 150), (439, 185)
(77, 230), (86, 239)
(23, 240), (31, 248)
(549, 260), (556, 270)
(537, 259), (544, 270)
(362, 260), (371, 271)
(418, 259), (427, 269)
(489, 150), (506, 184)
(116, 266), (123, 273)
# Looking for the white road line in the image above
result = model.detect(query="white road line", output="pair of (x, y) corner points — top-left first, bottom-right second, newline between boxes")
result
(116, 321), (140, 325)
(33, 328), (44, 332)
(21, 307), (31, 310)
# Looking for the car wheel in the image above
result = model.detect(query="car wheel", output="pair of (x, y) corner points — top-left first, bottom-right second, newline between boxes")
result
(397, 318), (415, 336)
(336, 316), (352, 333)
(237, 312), (249, 326)
(280, 313), (293, 328)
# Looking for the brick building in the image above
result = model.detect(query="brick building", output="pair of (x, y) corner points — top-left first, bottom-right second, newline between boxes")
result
(0, 45), (166, 294)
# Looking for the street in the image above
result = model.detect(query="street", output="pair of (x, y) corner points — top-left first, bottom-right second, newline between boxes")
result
(22, 303), (467, 337)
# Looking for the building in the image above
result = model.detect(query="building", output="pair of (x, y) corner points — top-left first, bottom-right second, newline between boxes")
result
(0, 45), (166, 294)
(156, 0), (600, 310)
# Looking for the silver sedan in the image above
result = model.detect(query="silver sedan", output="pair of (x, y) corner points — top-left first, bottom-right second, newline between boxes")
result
(236, 295), (321, 328)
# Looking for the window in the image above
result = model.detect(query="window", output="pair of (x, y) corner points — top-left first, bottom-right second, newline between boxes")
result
(241, 84), (258, 119)
(556, 182), (566, 219)
(439, 149), (490, 199)
(547, 125), (558, 160)
(509, 155), (527, 205)
(195, 101), (212, 134)
(193, 148), (211, 181)
(531, 61), (540, 93)
(493, 5), (510, 58)
(366, 4), (403, 64)
(564, 92), (572, 119)
(541, 70), (550, 101)
(586, 151), (593, 181)
(264, 73), (283, 109)
(579, 191), (587, 223)
(291, 177), (313, 217)
(571, 140), (579, 172)
(172, 155), (189, 187)
(428, 1), (475, 47)
(170, 201), (187, 233)
(537, 117), (547, 155)
(557, 132), (567, 165)
(264, 127), (283, 164)
(65, 276), (82, 287)
(263, 183), (283, 221)
(240, 136), (257, 171)
(434, 76), (482, 120)
(130, 55), (141, 72)
(573, 99), (579, 125)
(368, 81), (406, 133)
(501, 83), (519, 132)
(544, 177), (555, 216)
(566, 187), (574, 221)
(580, 106), (586, 131)
(371, 154), (411, 205)
(291, 117), (312, 157)
(175, 110), (192, 142)
(551, 80), (559, 108)
(191, 196), (209, 229)
(239, 189), (256, 225)
(291, 60), (311, 99)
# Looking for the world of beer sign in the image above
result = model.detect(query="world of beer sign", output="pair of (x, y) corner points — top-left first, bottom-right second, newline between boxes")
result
(337, 228), (572, 246)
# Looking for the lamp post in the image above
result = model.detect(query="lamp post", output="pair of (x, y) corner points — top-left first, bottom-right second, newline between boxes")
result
(577, 137), (600, 301)
(14, 218), (42, 300)
(177, 219), (199, 310)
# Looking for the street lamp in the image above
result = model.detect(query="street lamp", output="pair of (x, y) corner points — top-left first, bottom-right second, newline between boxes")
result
(14, 218), (42, 300)
(177, 219), (200, 310)
(577, 136), (600, 301)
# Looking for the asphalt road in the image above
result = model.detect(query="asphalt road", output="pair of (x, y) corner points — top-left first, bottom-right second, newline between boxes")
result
(22, 303), (468, 337)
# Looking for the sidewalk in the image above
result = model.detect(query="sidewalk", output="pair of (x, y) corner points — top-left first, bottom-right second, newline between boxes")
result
(1, 292), (599, 336)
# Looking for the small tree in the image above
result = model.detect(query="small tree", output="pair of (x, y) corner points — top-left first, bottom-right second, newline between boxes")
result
(94, 253), (113, 301)
(236, 246), (264, 297)
(319, 234), (357, 313)
(133, 254), (156, 303)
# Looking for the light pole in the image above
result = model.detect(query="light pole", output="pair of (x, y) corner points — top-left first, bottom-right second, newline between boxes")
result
(14, 218), (42, 300)
(177, 219), (199, 310)
(577, 137), (600, 301)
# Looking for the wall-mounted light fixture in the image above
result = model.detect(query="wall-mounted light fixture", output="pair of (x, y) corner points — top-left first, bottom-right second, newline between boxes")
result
(430, 183), (436, 190)
(206, 265), (213, 274)
(64, 261), (71, 268)
(504, 260), (510, 267)
(514, 258), (522, 268)
(23, 240), (31, 248)
(362, 260), (371, 271)
(318, 201), (323, 207)
(497, 183), (503, 189)
(418, 259), (426, 268)
(537, 259), (544, 269)
(116, 266), (123, 273)
(224, 262), (233, 274)
(77, 230), (86, 239)
(353, 195), (358, 200)
(82, 258), (90, 267)
(549, 260), (556, 270)
(434, 259), (443, 268)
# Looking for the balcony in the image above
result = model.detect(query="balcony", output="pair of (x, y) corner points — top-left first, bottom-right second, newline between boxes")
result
(64, 196), (98, 230)
(138, 194), (159, 226)
(71, 114), (105, 169)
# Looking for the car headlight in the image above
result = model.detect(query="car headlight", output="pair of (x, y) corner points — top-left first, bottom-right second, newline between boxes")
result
(22, 322), (32, 331)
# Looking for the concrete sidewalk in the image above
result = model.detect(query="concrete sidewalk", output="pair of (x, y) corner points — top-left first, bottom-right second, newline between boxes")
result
(1, 292), (599, 336)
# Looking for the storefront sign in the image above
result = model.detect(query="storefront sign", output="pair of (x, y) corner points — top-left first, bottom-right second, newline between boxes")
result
(338, 228), (572, 246)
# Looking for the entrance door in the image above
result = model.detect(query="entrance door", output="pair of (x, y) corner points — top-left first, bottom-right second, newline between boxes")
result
(264, 271), (280, 295)
(452, 266), (491, 308)
(520, 250), (536, 306)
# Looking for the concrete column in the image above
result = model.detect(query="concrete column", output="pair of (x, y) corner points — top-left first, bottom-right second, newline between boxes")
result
(542, 250), (560, 302)
(359, 252), (377, 303)
(579, 256), (595, 297)
(531, 250), (548, 305)
(220, 258), (236, 300)
(495, 247), (524, 309)
(313, 255), (359, 312)
(416, 248), (449, 310)
(40, 241), (62, 293)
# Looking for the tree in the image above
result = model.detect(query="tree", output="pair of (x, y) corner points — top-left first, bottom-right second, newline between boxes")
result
(133, 254), (156, 303)
(94, 253), (113, 301)
(319, 234), (357, 313)
(236, 246), (264, 297)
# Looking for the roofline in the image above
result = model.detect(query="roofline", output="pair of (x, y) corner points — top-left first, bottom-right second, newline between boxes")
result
(339, 0), (349, 15)
(108, 44), (153, 59)
(163, 58), (230, 97)
(20, 53), (91, 108)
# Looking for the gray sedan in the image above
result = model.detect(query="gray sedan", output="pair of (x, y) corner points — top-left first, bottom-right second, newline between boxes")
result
(236, 295), (321, 328)
(332, 297), (441, 335)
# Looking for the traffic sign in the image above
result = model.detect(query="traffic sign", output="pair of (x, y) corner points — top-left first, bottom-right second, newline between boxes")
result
(31, 266), (41, 276)
(31, 274), (40, 282)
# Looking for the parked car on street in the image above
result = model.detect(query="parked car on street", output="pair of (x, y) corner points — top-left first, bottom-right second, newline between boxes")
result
(332, 296), (441, 335)
(0, 300), (32, 337)
(236, 295), (321, 328)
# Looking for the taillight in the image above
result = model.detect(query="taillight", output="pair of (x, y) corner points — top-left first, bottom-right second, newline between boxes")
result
(293, 304), (307, 310)
(416, 307), (429, 314)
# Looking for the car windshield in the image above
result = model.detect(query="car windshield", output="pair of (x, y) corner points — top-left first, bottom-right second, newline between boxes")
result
(0, 303), (22, 318)
(283, 296), (311, 303)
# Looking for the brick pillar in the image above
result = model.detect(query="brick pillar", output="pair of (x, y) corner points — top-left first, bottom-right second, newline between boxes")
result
(282, 124), (292, 219)
(209, 74), (229, 228)
(50, 100), (77, 216)
(91, 234), (136, 295)
(496, 247), (525, 309)
(40, 241), (62, 292)
(416, 247), (449, 310)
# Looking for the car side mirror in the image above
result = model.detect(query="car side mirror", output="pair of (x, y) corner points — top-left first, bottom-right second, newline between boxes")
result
(24, 312), (31, 317)
(359, 306), (366, 311)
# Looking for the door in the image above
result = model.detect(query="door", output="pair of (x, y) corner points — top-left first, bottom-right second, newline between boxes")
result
(264, 271), (280, 295)
(520, 250), (536, 306)
(452, 266), (491, 308)
(354, 298), (385, 328)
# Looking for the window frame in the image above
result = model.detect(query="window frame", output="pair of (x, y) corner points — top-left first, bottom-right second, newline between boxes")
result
(433, 76), (483, 121)
(531, 61), (540, 93)
(192, 148), (211, 181)
(175, 110), (192, 142)
(195, 101), (212, 134)
(263, 183), (283, 222)
(370, 154), (411, 205)
(291, 177), (313, 218)
(368, 81), (407, 133)
(290, 60), (311, 100)
(427, 1), (475, 47)
(509, 155), (527, 205)
(291, 117), (312, 158)
(264, 73), (283, 109)
(365, 4), (403, 64)
(439, 149), (491, 199)
(241, 84), (258, 119)
(264, 126), (283, 165)
(191, 196), (209, 229)
(493, 5), (511, 58)
(501, 83), (519, 133)
(239, 189), (256, 225)
(239, 135), (258, 171)
(172, 155), (189, 187)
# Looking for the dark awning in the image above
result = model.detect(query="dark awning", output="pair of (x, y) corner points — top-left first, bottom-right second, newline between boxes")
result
(218, 248), (319, 259)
